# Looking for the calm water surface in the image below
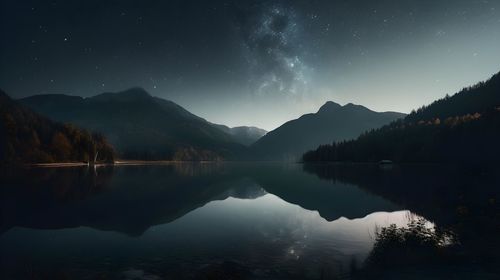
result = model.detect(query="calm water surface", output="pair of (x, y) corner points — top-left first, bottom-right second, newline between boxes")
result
(1, 163), (499, 279)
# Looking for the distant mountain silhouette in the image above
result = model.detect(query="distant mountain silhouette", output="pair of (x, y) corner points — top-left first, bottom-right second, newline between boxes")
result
(212, 124), (267, 146)
(250, 102), (405, 160)
(20, 88), (247, 160)
(303, 71), (500, 163)
(0, 90), (114, 164)
(153, 96), (267, 145)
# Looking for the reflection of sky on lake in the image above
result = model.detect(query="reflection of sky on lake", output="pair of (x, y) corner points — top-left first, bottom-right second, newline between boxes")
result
(157, 194), (420, 263)
(2, 163), (497, 279)
(1, 192), (423, 278)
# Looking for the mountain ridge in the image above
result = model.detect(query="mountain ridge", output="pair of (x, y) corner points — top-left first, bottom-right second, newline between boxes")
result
(303, 70), (500, 163)
(19, 88), (268, 160)
(249, 102), (406, 161)
(0, 90), (114, 164)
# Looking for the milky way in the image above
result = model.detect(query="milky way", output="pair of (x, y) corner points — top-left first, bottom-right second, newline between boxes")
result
(1, 0), (500, 130)
(234, 2), (311, 98)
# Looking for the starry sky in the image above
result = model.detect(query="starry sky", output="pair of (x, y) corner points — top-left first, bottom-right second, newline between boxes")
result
(1, 0), (500, 130)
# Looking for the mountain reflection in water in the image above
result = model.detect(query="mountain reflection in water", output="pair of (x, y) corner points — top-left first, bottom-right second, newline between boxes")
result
(1, 163), (499, 279)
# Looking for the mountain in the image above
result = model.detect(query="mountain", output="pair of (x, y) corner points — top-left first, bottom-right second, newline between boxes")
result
(212, 124), (267, 146)
(0, 90), (114, 165)
(20, 88), (245, 160)
(303, 71), (500, 163)
(249, 102), (405, 160)
(406, 71), (500, 123)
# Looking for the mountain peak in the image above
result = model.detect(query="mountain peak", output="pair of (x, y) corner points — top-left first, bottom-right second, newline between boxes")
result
(343, 102), (368, 111)
(317, 101), (342, 114)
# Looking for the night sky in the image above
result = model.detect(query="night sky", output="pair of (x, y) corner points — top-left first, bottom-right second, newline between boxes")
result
(1, 0), (500, 130)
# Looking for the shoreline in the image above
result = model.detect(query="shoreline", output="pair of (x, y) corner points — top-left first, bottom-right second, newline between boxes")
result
(26, 160), (224, 168)
(22, 161), (488, 169)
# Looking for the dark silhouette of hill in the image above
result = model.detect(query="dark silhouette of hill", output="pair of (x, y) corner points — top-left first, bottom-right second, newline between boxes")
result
(20, 88), (247, 160)
(250, 102), (405, 160)
(0, 90), (114, 165)
(303, 71), (500, 163)
(406, 71), (500, 122)
(212, 124), (267, 146)
(154, 97), (267, 145)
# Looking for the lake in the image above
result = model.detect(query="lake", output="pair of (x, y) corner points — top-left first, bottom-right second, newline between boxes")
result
(1, 163), (499, 279)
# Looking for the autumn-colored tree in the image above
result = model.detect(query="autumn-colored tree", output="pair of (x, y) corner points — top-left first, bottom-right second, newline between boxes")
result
(303, 72), (500, 164)
(1, 90), (115, 165)
(51, 132), (73, 160)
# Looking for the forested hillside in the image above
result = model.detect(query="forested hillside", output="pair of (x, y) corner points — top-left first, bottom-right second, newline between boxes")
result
(20, 88), (246, 161)
(0, 90), (114, 165)
(303, 72), (500, 163)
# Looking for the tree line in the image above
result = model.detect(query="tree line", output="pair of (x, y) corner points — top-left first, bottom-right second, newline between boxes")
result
(0, 91), (114, 165)
(303, 71), (500, 163)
